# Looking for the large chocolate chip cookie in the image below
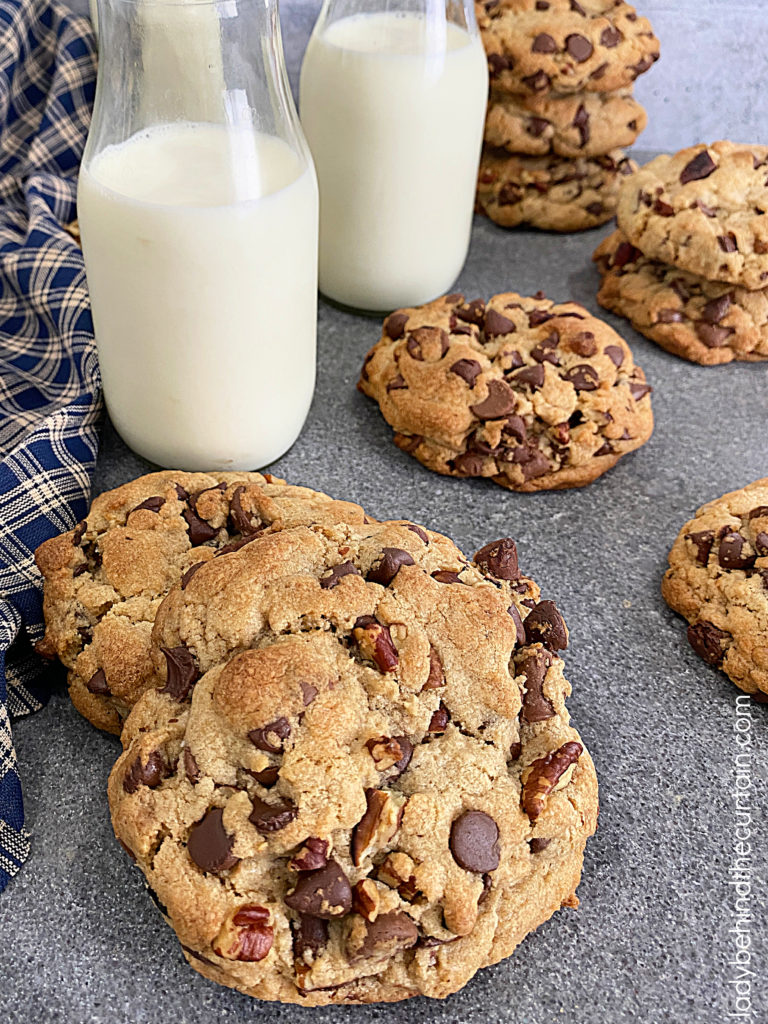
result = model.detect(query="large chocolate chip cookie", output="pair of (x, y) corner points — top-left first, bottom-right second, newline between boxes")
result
(109, 521), (598, 1003)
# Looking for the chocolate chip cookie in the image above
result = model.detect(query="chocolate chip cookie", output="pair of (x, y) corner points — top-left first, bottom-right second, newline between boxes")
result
(594, 229), (768, 365)
(616, 142), (768, 291)
(477, 148), (636, 231)
(108, 520), (598, 1004)
(485, 88), (646, 158)
(358, 291), (653, 492)
(477, 0), (659, 96)
(662, 479), (768, 698)
(35, 471), (366, 733)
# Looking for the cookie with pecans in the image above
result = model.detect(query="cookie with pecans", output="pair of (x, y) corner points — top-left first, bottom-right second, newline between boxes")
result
(358, 291), (653, 492)
(485, 88), (647, 159)
(594, 229), (768, 365)
(476, 0), (659, 97)
(477, 147), (636, 231)
(109, 520), (598, 1004)
(35, 471), (366, 733)
(616, 142), (768, 291)
(662, 479), (768, 699)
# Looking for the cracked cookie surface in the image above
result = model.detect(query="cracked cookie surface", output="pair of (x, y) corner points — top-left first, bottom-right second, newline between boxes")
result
(476, 0), (658, 96)
(35, 471), (366, 733)
(109, 521), (598, 1004)
(616, 142), (768, 291)
(662, 478), (768, 698)
(477, 148), (636, 231)
(485, 87), (646, 158)
(594, 229), (768, 365)
(358, 291), (653, 492)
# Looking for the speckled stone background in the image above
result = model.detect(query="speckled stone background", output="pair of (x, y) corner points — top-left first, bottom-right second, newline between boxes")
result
(2, 2), (768, 1023)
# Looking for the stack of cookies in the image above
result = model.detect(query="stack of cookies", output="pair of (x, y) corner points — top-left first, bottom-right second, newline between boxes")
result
(35, 470), (598, 1005)
(594, 141), (768, 364)
(475, 0), (659, 232)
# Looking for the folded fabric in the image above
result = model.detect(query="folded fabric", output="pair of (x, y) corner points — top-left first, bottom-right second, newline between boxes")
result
(0, 0), (99, 891)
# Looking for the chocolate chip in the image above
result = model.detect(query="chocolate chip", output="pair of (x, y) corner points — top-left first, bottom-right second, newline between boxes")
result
(249, 795), (297, 834)
(586, 202), (605, 217)
(474, 538), (520, 580)
(160, 646), (199, 701)
(184, 748), (201, 784)
(406, 326), (449, 361)
(695, 322), (733, 348)
(657, 308), (684, 323)
(531, 32), (556, 53)
(228, 486), (261, 536)
(503, 414), (527, 442)
(431, 569), (462, 584)
(123, 751), (169, 794)
(513, 444), (552, 480)
(589, 61), (608, 80)
(450, 359), (482, 386)
(565, 33), (593, 61)
(700, 294), (732, 324)
(563, 364), (599, 391)
(293, 914), (329, 961)
(498, 183), (523, 206)
(449, 810), (500, 873)
(512, 364), (545, 388)
(456, 298), (485, 326)
(487, 53), (510, 76)
(518, 648), (555, 723)
(182, 507), (217, 546)
(527, 116), (549, 138)
(687, 621), (729, 667)
(130, 495), (164, 514)
(86, 668), (110, 696)
(718, 233), (738, 253)
(248, 717), (291, 754)
(319, 560), (360, 590)
(718, 532), (755, 570)
(594, 441), (614, 457)
(524, 837), (550, 856)
(470, 379), (516, 419)
(405, 523), (429, 544)
(628, 381), (652, 401)
(527, 308), (553, 327)
(509, 741), (522, 761)
(367, 548), (415, 587)
(748, 506), (768, 520)
(386, 374), (407, 392)
(535, 0), (549, 7)
(290, 838), (329, 872)
(754, 532), (768, 556)
(531, 333), (560, 365)
(680, 149), (717, 185)
(570, 0), (585, 12)
(507, 604), (526, 647)
(423, 647), (446, 690)
(187, 807), (239, 873)
(686, 530), (715, 566)
(300, 682), (318, 706)
(572, 104), (589, 147)
(384, 312), (409, 340)
(248, 765), (279, 788)
(285, 859), (352, 918)
(524, 600), (568, 651)
(350, 911), (418, 961)
(569, 331), (596, 357)
(484, 309), (516, 337)
(521, 70), (550, 91)
(427, 702), (449, 733)
(612, 242), (641, 269)
(600, 25), (622, 46)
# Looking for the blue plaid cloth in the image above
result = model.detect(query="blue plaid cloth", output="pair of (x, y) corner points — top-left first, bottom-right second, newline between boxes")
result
(0, 0), (99, 890)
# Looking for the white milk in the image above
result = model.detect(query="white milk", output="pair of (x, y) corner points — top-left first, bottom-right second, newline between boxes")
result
(299, 12), (488, 311)
(78, 123), (318, 470)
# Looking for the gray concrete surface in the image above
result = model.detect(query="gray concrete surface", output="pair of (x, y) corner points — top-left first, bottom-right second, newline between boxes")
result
(2, 201), (767, 1023)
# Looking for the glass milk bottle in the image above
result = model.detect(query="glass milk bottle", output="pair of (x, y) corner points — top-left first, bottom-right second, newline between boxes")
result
(299, 0), (488, 313)
(79, 0), (318, 470)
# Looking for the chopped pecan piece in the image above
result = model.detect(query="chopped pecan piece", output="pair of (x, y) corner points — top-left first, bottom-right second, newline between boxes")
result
(213, 905), (273, 962)
(353, 616), (399, 673)
(521, 742), (583, 820)
(351, 789), (404, 866)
